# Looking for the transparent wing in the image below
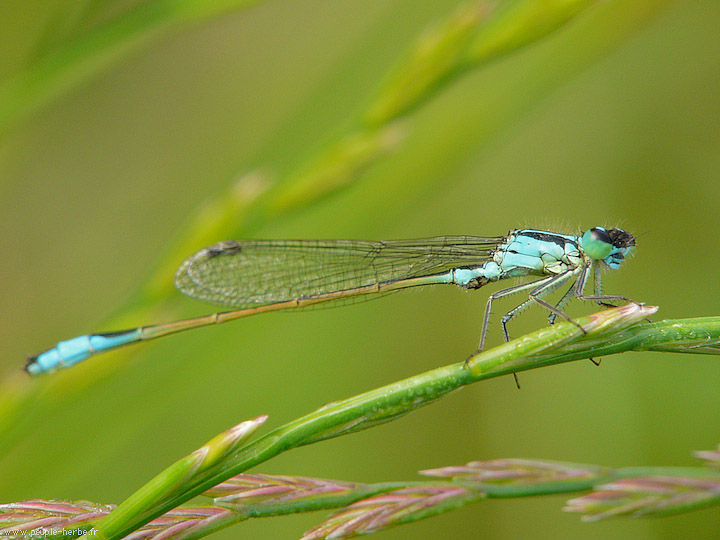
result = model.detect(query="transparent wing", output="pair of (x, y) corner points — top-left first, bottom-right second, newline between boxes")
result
(174, 237), (500, 308)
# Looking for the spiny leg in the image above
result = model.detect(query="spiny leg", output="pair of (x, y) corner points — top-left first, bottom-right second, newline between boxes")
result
(472, 276), (556, 388)
(593, 262), (602, 296)
(475, 273), (575, 388)
(591, 263), (614, 307)
(502, 269), (583, 340)
(477, 276), (555, 351)
(552, 262), (636, 367)
(547, 279), (579, 325)
(582, 262), (634, 306)
(505, 272), (583, 387)
(502, 271), (590, 384)
(555, 263), (601, 366)
(549, 262), (634, 319)
(547, 262), (625, 316)
(574, 262), (640, 365)
(588, 263), (650, 323)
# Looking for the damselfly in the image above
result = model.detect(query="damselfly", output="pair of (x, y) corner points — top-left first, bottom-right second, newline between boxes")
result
(26, 227), (636, 376)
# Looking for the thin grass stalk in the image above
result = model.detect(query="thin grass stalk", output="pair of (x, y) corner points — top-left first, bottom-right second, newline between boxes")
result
(84, 304), (720, 540)
(0, 0), (264, 137)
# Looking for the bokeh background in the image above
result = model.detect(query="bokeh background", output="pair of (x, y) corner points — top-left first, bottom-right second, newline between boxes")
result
(1, 0), (719, 539)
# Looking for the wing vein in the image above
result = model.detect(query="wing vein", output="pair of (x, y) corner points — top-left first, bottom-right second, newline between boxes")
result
(174, 237), (500, 308)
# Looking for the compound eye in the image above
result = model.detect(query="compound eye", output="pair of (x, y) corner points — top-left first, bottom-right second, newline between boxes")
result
(607, 228), (636, 248)
(581, 227), (612, 260)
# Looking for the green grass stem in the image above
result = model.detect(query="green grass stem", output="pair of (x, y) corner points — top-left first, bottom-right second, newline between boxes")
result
(84, 304), (720, 540)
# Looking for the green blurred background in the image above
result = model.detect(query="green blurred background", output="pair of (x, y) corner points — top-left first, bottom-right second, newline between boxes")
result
(1, 0), (719, 538)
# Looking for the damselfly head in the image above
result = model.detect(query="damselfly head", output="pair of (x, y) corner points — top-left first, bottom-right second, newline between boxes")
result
(579, 227), (635, 269)
(603, 227), (635, 269)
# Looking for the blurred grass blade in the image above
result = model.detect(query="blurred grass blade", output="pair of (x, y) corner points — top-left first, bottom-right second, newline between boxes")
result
(0, 0), (264, 137)
(263, 124), (406, 216)
(694, 445), (720, 468)
(463, 0), (596, 64)
(366, 0), (600, 126)
(140, 170), (274, 303)
(365, 2), (491, 126)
